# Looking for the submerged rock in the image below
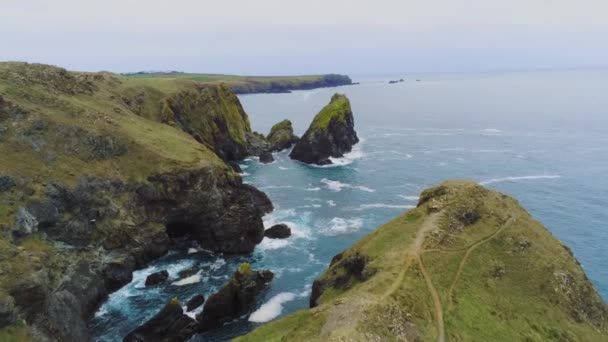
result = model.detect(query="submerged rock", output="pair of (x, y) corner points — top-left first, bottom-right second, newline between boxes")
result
(123, 299), (197, 342)
(145, 270), (169, 287)
(264, 224), (292, 239)
(289, 94), (359, 165)
(197, 263), (274, 331)
(186, 295), (206, 312)
(267, 119), (299, 152)
(259, 150), (274, 164)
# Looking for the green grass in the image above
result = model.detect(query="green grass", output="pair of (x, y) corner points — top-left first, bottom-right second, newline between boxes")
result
(308, 94), (351, 132)
(236, 180), (608, 341)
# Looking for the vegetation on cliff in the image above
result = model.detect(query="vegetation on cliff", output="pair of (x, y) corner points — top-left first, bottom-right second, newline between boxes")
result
(120, 73), (354, 94)
(266, 119), (299, 152)
(237, 181), (608, 341)
(289, 94), (359, 165)
(0, 62), (272, 340)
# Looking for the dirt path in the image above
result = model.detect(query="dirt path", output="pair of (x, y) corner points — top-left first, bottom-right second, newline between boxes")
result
(417, 254), (445, 342)
(381, 213), (439, 300)
(446, 213), (516, 308)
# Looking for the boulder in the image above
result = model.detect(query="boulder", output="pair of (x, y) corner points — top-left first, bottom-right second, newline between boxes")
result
(266, 120), (299, 152)
(259, 151), (274, 164)
(197, 263), (274, 331)
(13, 207), (38, 237)
(186, 295), (205, 312)
(264, 224), (292, 239)
(289, 94), (359, 165)
(145, 270), (169, 287)
(123, 299), (197, 342)
(0, 296), (16, 328)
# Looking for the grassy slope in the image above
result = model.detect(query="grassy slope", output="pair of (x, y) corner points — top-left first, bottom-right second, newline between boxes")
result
(237, 181), (608, 342)
(0, 63), (234, 338)
(309, 94), (351, 131)
(120, 73), (348, 94)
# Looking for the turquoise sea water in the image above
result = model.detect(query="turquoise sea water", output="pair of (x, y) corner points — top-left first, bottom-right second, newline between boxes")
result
(91, 69), (608, 341)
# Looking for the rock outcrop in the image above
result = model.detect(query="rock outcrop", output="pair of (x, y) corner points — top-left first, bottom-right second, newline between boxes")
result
(197, 263), (274, 331)
(258, 150), (274, 164)
(289, 94), (359, 165)
(237, 181), (608, 341)
(186, 295), (205, 312)
(123, 299), (197, 342)
(266, 119), (299, 152)
(264, 224), (292, 239)
(145, 270), (169, 287)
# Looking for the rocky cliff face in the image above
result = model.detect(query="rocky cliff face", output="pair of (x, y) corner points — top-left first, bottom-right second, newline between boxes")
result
(0, 62), (273, 341)
(237, 181), (608, 341)
(289, 94), (359, 165)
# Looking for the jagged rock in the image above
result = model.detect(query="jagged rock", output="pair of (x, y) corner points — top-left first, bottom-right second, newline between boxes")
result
(145, 270), (169, 287)
(9, 271), (50, 321)
(244, 184), (274, 215)
(197, 264), (274, 331)
(103, 257), (136, 292)
(0, 296), (16, 328)
(290, 94), (359, 165)
(0, 175), (15, 192)
(160, 84), (252, 161)
(246, 131), (271, 157)
(13, 207), (38, 237)
(186, 295), (205, 312)
(25, 200), (59, 228)
(267, 119), (299, 152)
(264, 224), (292, 239)
(259, 150), (274, 164)
(124, 299), (197, 342)
(227, 161), (242, 173)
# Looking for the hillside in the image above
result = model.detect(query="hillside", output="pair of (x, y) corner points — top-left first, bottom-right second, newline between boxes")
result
(237, 181), (608, 341)
(0, 62), (272, 340)
(120, 72), (354, 94)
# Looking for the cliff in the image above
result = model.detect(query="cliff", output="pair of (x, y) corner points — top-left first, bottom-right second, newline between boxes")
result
(237, 181), (608, 341)
(121, 73), (354, 94)
(289, 94), (359, 165)
(266, 119), (299, 152)
(0, 62), (272, 340)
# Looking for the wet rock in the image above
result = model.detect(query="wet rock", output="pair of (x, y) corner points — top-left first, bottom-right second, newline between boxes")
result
(103, 257), (136, 292)
(267, 119), (299, 152)
(0, 175), (15, 192)
(13, 207), (38, 237)
(244, 184), (274, 215)
(259, 150), (274, 164)
(145, 270), (169, 287)
(124, 299), (197, 342)
(0, 296), (16, 328)
(197, 264), (274, 331)
(186, 295), (205, 312)
(290, 94), (359, 165)
(264, 224), (292, 239)
(227, 161), (242, 173)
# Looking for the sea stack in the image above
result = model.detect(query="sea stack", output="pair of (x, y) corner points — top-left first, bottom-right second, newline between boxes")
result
(266, 119), (299, 152)
(289, 94), (359, 165)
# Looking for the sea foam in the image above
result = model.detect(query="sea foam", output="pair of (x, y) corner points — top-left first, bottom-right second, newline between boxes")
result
(249, 292), (297, 323)
(480, 175), (561, 186)
(321, 217), (364, 236)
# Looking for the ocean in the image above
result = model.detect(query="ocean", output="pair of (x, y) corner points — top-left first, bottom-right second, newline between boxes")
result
(91, 69), (608, 341)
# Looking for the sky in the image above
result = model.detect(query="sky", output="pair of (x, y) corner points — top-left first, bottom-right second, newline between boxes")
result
(2, 0), (608, 75)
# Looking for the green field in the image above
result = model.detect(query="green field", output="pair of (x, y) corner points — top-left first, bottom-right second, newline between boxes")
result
(120, 72), (353, 94)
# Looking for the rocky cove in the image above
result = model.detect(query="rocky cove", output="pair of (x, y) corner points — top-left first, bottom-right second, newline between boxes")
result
(0, 63), (607, 341)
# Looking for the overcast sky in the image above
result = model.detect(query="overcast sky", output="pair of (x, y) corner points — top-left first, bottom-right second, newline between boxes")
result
(2, 0), (608, 74)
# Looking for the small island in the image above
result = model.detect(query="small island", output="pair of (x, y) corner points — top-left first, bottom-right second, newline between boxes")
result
(289, 94), (359, 165)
